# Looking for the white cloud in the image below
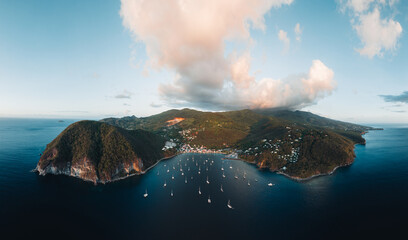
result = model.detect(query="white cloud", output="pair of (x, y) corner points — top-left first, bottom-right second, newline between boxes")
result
(354, 8), (402, 58)
(341, 0), (403, 58)
(346, 0), (376, 12)
(121, 0), (335, 110)
(278, 29), (290, 53)
(294, 23), (302, 42)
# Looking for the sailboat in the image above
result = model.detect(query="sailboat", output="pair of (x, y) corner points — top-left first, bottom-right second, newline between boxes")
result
(188, 167), (190, 171)
(163, 180), (167, 187)
(157, 171), (159, 175)
(206, 167), (208, 171)
(234, 174), (238, 179)
(167, 169), (170, 173)
(170, 189), (173, 197)
(222, 172), (226, 178)
(208, 195), (211, 204)
(181, 172), (184, 176)
(248, 180), (250, 186)
(198, 186), (201, 195)
(185, 177), (187, 184)
(143, 189), (148, 198)
(229, 165), (233, 169)
(220, 184), (224, 192)
(268, 183), (274, 187)
(227, 200), (233, 209)
(221, 167), (224, 171)
(255, 179), (258, 182)
(206, 176), (210, 184)
(172, 174), (174, 180)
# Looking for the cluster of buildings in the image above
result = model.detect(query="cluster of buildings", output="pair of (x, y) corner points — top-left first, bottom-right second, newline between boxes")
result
(240, 126), (304, 163)
(178, 144), (221, 154)
(178, 128), (198, 141)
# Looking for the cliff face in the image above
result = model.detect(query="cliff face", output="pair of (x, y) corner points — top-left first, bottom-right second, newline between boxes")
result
(36, 121), (165, 183)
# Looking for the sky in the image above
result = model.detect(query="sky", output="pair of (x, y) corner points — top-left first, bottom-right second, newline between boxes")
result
(0, 0), (407, 124)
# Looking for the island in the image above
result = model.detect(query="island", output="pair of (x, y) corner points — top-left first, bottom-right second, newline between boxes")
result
(36, 108), (381, 183)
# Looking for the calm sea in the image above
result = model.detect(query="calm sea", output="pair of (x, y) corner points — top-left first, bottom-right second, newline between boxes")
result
(0, 119), (407, 239)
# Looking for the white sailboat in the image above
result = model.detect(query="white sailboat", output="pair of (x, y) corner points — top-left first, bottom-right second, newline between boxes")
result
(222, 172), (226, 178)
(255, 179), (258, 182)
(220, 184), (224, 192)
(248, 180), (250, 186)
(234, 174), (238, 179)
(170, 189), (173, 197)
(198, 171), (201, 175)
(221, 167), (224, 171)
(208, 195), (211, 204)
(185, 177), (187, 184)
(181, 172), (184, 176)
(268, 183), (274, 187)
(206, 176), (210, 184)
(163, 180), (167, 187)
(172, 174), (174, 180)
(198, 186), (201, 195)
(229, 165), (232, 169)
(167, 169), (170, 173)
(227, 200), (233, 209)
(143, 189), (148, 198)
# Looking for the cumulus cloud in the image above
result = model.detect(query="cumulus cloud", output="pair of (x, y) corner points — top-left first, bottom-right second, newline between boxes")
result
(120, 0), (335, 110)
(294, 23), (302, 42)
(115, 90), (133, 99)
(380, 91), (408, 103)
(340, 0), (403, 58)
(278, 29), (290, 53)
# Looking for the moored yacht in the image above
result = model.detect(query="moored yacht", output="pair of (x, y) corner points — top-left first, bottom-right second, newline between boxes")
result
(227, 200), (233, 209)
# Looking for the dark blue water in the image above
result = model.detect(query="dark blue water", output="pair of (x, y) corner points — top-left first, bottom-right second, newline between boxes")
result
(0, 119), (407, 239)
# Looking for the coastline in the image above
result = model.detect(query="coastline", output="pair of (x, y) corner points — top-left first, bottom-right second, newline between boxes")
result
(33, 153), (180, 185)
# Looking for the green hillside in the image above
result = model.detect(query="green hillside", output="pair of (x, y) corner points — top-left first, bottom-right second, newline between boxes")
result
(101, 108), (372, 179)
(36, 120), (166, 183)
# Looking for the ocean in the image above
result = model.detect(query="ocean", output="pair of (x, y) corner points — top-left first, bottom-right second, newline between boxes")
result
(0, 119), (407, 239)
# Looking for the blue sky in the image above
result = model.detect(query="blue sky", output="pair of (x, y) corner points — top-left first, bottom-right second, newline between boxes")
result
(0, 0), (407, 123)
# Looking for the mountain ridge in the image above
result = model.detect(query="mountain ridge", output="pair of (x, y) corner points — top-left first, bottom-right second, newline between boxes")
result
(36, 108), (379, 183)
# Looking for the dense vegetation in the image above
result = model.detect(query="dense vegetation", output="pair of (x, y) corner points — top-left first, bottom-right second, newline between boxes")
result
(37, 121), (166, 182)
(101, 108), (374, 179)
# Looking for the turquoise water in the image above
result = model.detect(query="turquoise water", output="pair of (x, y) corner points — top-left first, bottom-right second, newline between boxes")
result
(0, 119), (407, 239)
